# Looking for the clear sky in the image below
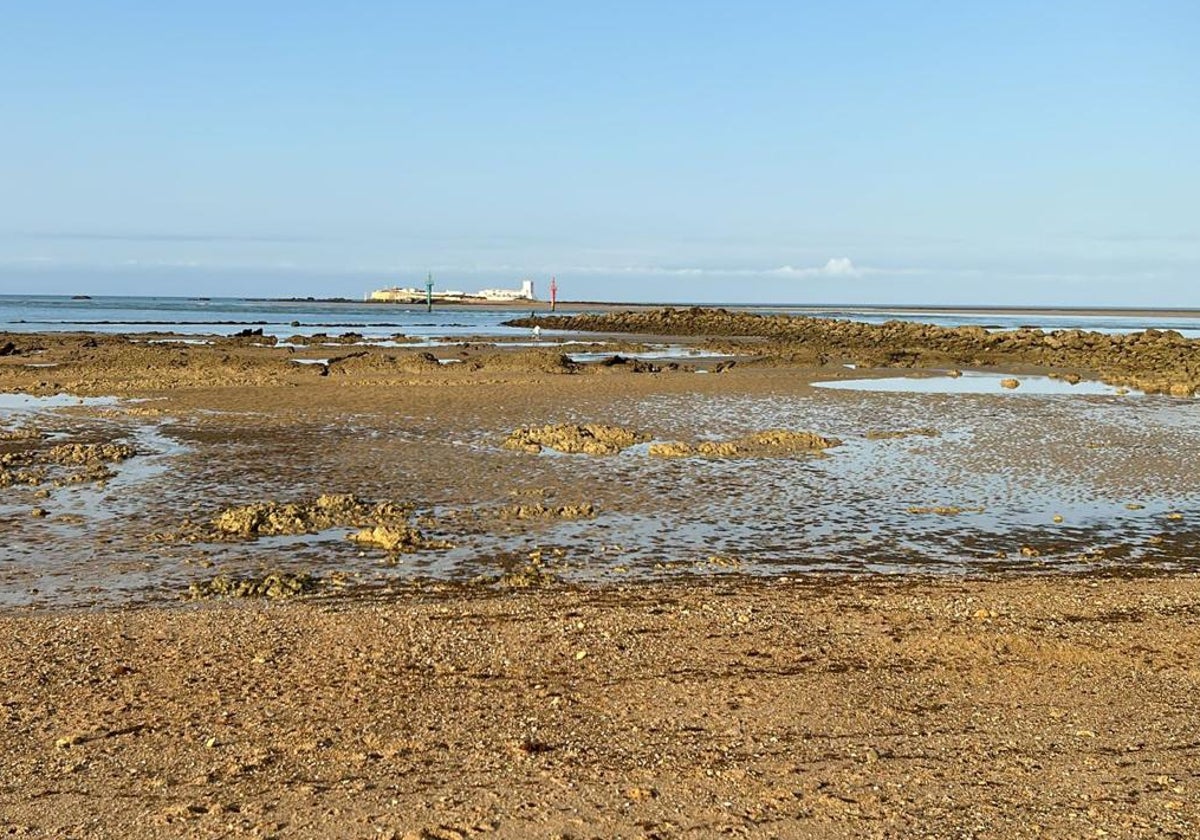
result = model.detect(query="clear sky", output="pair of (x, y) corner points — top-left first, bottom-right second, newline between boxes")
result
(1, 1), (1196, 305)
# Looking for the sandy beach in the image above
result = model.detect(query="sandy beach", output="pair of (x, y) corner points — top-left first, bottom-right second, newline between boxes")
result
(2, 310), (1199, 837)
(4, 577), (1199, 839)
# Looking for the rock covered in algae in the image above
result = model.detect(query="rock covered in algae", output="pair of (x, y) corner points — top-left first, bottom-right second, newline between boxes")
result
(496, 554), (562, 589)
(503, 424), (649, 455)
(907, 505), (985, 516)
(644, 441), (696, 459)
(349, 524), (453, 553)
(211, 493), (411, 538)
(498, 564), (561, 588)
(188, 571), (319, 600)
(649, 429), (842, 459)
(500, 502), (597, 520)
(44, 442), (137, 465)
(0, 426), (43, 442)
(0, 436), (135, 489)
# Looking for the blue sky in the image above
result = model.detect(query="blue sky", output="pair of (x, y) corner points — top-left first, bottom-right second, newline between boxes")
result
(1, 1), (1196, 305)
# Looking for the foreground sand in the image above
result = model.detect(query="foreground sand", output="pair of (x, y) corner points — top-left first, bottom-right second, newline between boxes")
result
(3, 576), (1199, 839)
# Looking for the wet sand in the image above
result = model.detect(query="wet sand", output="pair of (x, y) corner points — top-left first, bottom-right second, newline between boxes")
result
(2, 315), (1199, 837)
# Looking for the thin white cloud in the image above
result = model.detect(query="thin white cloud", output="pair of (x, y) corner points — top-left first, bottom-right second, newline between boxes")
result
(554, 258), (914, 279)
(766, 257), (862, 278)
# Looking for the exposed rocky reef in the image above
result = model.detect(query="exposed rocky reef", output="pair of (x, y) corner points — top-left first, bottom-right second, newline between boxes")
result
(0, 438), (137, 489)
(649, 430), (842, 459)
(169, 493), (456, 556)
(907, 505), (986, 516)
(503, 423), (649, 455)
(866, 428), (941, 440)
(43, 442), (137, 465)
(210, 493), (411, 538)
(0, 425), (43, 442)
(468, 350), (582, 375)
(349, 524), (453, 553)
(509, 309), (1200, 396)
(498, 502), (597, 520)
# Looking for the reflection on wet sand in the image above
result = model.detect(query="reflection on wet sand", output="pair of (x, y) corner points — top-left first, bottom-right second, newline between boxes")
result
(2, 358), (1197, 607)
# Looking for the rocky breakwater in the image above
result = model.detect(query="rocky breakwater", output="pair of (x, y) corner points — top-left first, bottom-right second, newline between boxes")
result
(510, 309), (1200, 396)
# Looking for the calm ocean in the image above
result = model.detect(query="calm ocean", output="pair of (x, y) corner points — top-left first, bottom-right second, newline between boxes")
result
(2, 295), (1199, 340)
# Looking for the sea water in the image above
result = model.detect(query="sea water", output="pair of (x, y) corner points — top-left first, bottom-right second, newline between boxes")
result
(3, 295), (1200, 340)
(0, 295), (532, 340)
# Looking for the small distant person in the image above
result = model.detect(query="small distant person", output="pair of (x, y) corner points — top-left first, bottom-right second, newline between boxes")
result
(532, 325), (542, 340)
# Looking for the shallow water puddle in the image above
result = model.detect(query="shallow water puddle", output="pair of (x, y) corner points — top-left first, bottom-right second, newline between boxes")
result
(46, 425), (192, 524)
(569, 346), (735, 364)
(0, 392), (121, 412)
(814, 372), (1137, 396)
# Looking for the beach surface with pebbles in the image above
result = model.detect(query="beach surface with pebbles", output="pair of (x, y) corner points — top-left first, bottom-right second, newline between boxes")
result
(2, 309), (1199, 837)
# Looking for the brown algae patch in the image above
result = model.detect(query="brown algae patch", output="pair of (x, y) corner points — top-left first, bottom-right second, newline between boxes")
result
(649, 429), (841, 459)
(503, 423), (649, 455)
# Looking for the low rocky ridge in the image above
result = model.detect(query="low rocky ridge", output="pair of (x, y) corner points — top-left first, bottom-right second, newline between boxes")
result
(498, 502), (597, 520)
(0, 333), (297, 392)
(0, 425), (43, 441)
(648, 429), (842, 459)
(0, 438), (137, 489)
(465, 349), (582, 375)
(509, 309), (1200, 396)
(866, 427), (941, 439)
(591, 354), (670, 373)
(154, 493), (453, 555)
(43, 442), (137, 465)
(907, 505), (986, 516)
(503, 423), (649, 455)
(348, 524), (453, 552)
(209, 493), (411, 538)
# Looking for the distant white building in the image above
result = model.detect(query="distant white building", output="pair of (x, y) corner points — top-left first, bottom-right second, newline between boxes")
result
(367, 287), (424, 302)
(368, 279), (536, 303)
(476, 280), (536, 301)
